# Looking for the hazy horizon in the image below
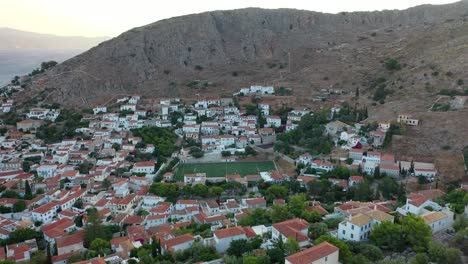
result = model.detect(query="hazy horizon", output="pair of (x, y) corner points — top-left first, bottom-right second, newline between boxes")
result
(0, 0), (459, 38)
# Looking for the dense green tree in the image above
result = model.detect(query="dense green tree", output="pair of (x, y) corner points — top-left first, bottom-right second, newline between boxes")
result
(270, 205), (293, 223)
(238, 208), (271, 226)
(13, 200), (27, 212)
(1, 190), (20, 198)
(427, 242), (461, 264)
(73, 198), (83, 209)
(284, 237), (300, 255)
(266, 185), (288, 201)
(411, 253), (429, 264)
(8, 228), (42, 244)
(401, 215), (432, 252)
(288, 194), (307, 218)
(90, 238), (111, 256)
(131, 127), (177, 158)
(351, 243), (383, 262)
(192, 184), (209, 197)
(453, 214), (467, 231)
(378, 176), (400, 199)
(308, 222), (328, 240)
(348, 181), (374, 201)
(209, 186), (224, 197)
(348, 254), (372, 264)
(226, 239), (252, 257)
(370, 221), (404, 251)
(149, 183), (180, 201)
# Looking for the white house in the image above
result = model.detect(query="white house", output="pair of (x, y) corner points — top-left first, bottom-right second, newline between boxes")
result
(396, 189), (445, 216)
(145, 214), (168, 228)
(161, 234), (195, 253)
(35, 164), (58, 179)
(397, 114), (419, 126)
(175, 200), (199, 211)
(338, 210), (394, 242)
(296, 153), (312, 166)
(421, 211), (453, 233)
(31, 202), (59, 223)
(272, 218), (309, 247)
(184, 173), (206, 186)
(93, 106), (107, 114)
(132, 161), (155, 175)
(258, 104), (270, 116)
(120, 104), (137, 112)
(310, 160), (334, 172)
(285, 242), (339, 264)
(213, 226), (247, 253)
(266, 116), (281, 128)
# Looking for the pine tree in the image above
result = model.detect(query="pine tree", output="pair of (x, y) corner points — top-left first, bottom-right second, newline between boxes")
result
(24, 180), (33, 200)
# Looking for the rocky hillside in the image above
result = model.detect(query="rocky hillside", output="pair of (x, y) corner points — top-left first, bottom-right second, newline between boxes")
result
(25, 1), (468, 106)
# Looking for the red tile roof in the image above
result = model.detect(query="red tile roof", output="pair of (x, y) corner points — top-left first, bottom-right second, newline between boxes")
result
(245, 197), (266, 205)
(56, 231), (84, 248)
(272, 218), (309, 242)
(307, 205), (329, 215)
(162, 234), (194, 251)
(32, 202), (58, 214)
(134, 161), (155, 167)
(285, 242), (338, 264)
(349, 176), (364, 181)
(214, 226), (246, 239)
(408, 189), (445, 207)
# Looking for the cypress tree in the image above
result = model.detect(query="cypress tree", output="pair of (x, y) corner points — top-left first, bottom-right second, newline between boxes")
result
(25, 180), (33, 200)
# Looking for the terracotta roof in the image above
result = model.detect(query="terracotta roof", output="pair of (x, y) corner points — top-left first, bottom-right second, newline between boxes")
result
(162, 234), (194, 251)
(349, 176), (364, 181)
(307, 205), (329, 215)
(243, 226), (257, 238)
(272, 218), (309, 242)
(32, 202), (58, 214)
(245, 197), (266, 205)
(214, 226), (245, 239)
(51, 252), (75, 262)
(407, 189), (445, 207)
(134, 161), (155, 167)
(285, 242), (339, 264)
(56, 231), (84, 248)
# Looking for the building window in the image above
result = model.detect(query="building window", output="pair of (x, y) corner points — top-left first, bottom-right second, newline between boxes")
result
(325, 256), (328, 261)
(351, 234), (354, 239)
(351, 225), (354, 230)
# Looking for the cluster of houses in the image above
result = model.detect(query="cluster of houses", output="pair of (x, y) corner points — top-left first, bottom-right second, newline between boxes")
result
(295, 111), (435, 181)
(0, 81), (463, 264)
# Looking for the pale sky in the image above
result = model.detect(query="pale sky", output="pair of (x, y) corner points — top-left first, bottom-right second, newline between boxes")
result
(0, 0), (459, 37)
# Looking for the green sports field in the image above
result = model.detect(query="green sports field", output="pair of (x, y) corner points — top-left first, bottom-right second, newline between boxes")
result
(174, 161), (276, 181)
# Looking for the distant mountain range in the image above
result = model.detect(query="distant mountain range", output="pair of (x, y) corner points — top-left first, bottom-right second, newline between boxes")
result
(0, 28), (109, 85)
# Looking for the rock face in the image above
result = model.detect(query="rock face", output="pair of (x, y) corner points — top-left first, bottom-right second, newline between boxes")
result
(26, 1), (468, 106)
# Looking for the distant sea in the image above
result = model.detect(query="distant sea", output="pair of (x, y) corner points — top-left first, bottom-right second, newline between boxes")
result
(0, 49), (82, 86)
